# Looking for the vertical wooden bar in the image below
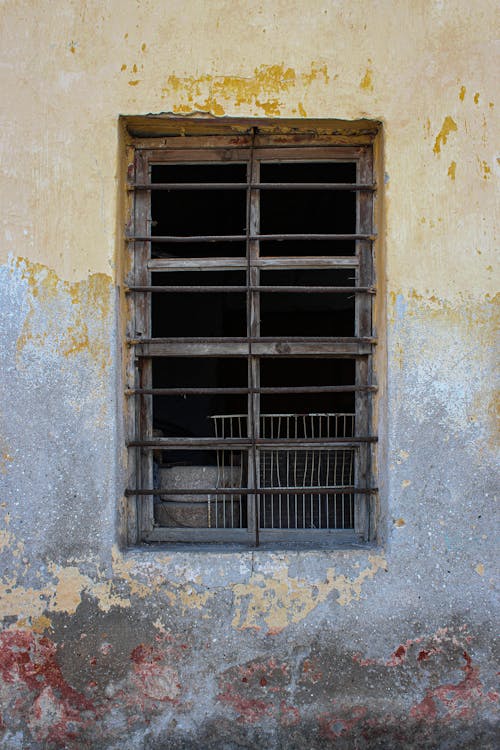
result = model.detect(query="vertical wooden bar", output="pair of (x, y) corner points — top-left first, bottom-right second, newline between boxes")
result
(247, 143), (260, 544)
(125, 145), (139, 545)
(134, 150), (154, 537)
(355, 148), (374, 539)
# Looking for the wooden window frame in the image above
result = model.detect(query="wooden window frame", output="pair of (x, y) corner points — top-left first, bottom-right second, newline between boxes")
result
(124, 126), (378, 547)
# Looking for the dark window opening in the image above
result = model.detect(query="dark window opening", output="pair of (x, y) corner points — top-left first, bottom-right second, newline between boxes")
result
(151, 163), (247, 258)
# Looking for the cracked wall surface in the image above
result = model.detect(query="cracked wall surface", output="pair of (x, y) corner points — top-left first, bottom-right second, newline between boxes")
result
(0, 1), (498, 747)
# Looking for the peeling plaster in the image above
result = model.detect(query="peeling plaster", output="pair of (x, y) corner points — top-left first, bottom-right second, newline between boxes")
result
(231, 555), (387, 634)
(160, 62), (329, 116)
(433, 116), (458, 155)
(13, 257), (112, 372)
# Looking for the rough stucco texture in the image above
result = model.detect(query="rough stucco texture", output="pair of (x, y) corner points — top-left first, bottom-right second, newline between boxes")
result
(0, 1), (498, 747)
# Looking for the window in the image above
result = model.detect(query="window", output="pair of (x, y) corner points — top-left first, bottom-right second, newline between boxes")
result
(125, 122), (377, 546)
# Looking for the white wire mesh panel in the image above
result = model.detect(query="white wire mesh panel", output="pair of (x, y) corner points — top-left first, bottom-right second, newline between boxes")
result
(211, 413), (355, 530)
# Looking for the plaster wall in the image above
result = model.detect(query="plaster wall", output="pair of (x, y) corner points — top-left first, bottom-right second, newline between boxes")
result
(0, 1), (498, 747)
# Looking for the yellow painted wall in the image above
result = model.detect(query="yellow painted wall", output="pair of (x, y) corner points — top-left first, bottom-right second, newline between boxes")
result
(1, 0), (497, 302)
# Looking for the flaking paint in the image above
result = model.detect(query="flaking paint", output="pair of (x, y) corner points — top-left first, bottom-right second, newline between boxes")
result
(231, 554), (387, 633)
(160, 64), (326, 117)
(433, 116), (458, 154)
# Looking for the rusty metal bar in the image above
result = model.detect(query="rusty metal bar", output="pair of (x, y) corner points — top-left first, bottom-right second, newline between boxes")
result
(130, 336), (376, 344)
(126, 285), (375, 294)
(130, 182), (376, 191)
(128, 233), (375, 242)
(128, 285), (247, 293)
(259, 437), (375, 445)
(125, 385), (377, 395)
(125, 487), (378, 495)
(127, 437), (376, 447)
(128, 438), (250, 448)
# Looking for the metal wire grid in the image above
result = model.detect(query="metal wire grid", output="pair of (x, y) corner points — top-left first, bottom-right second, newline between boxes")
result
(210, 414), (355, 529)
(210, 415), (246, 529)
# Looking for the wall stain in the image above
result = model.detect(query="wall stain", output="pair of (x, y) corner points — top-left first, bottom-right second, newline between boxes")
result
(297, 102), (307, 117)
(0, 630), (95, 746)
(13, 258), (112, 373)
(218, 657), (293, 724)
(433, 116), (458, 154)
(0, 448), (13, 474)
(478, 159), (491, 180)
(388, 289), (499, 330)
(0, 625), (494, 746)
(409, 650), (487, 721)
(0, 562), (131, 625)
(300, 62), (329, 85)
(360, 62), (373, 91)
(231, 554), (387, 634)
(161, 62), (329, 116)
(459, 85), (466, 101)
(447, 160), (457, 180)
(0, 537), (226, 630)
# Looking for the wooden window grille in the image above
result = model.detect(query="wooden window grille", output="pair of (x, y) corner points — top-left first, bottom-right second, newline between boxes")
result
(125, 127), (377, 545)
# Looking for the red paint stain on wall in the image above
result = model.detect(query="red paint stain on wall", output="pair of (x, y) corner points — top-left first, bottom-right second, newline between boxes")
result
(417, 649), (431, 661)
(130, 642), (182, 704)
(410, 651), (491, 721)
(319, 706), (368, 739)
(217, 687), (272, 724)
(0, 630), (94, 745)
(0, 631), (92, 710)
(279, 701), (300, 727)
(300, 657), (323, 684)
(218, 657), (295, 724)
(390, 645), (407, 664)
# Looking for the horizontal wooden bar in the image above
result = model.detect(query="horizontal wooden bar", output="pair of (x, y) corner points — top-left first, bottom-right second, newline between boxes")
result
(131, 182), (376, 191)
(131, 129), (376, 149)
(148, 257), (246, 271)
(131, 338), (375, 357)
(129, 234), (375, 243)
(147, 256), (359, 271)
(143, 527), (363, 544)
(126, 385), (377, 396)
(127, 285), (374, 294)
(141, 145), (252, 159)
(244, 256), (361, 268)
(144, 528), (251, 543)
(255, 529), (362, 544)
(127, 486), (378, 496)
